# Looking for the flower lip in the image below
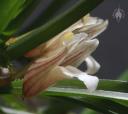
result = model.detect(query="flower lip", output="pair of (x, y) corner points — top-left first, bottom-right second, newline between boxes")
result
(59, 65), (99, 91)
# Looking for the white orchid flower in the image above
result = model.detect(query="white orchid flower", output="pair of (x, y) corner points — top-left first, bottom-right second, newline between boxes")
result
(23, 14), (108, 97)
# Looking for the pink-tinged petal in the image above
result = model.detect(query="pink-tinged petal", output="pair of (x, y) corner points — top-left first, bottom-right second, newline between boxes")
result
(24, 47), (66, 85)
(24, 66), (70, 97)
(23, 47), (67, 98)
(25, 44), (46, 58)
(25, 48), (41, 57)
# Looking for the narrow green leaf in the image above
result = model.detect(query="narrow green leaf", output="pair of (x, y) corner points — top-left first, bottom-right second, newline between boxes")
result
(19, 0), (71, 34)
(51, 79), (128, 114)
(10, 79), (128, 96)
(43, 88), (128, 114)
(56, 96), (113, 114)
(82, 70), (128, 114)
(10, 79), (128, 114)
(1, 0), (42, 38)
(56, 79), (128, 93)
(116, 100), (128, 107)
(0, 95), (27, 110)
(43, 87), (128, 101)
(0, 0), (26, 33)
(6, 0), (103, 60)
(0, 107), (34, 114)
(81, 109), (98, 114)
(80, 97), (128, 114)
(43, 97), (79, 114)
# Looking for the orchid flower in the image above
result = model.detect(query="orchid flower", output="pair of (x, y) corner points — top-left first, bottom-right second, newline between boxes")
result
(23, 14), (108, 97)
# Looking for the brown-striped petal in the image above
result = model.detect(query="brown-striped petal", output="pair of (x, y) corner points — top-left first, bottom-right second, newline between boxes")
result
(24, 66), (70, 97)
(23, 47), (67, 98)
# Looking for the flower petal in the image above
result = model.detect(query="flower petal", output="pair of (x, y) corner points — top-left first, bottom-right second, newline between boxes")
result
(25, 32), (74, 58)
(85, 56), (100, 74)
(59, 65), (99, 91)
(61, 38), (99, 67)
(24, 64), (99, 97)
(23, 47), (67, 97)
(74, 17), (108, 39)
(23, 66), (70, 97)
(25, 43), (46, 58)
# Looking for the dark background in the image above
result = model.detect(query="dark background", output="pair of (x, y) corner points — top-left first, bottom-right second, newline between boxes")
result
(91, 0), (128, 79)
(22, 0), (128, 79)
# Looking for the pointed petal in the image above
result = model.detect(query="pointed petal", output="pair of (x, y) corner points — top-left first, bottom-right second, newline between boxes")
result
(25, 43), (46, 58)
(74, 17), (108, 39)
(83, 16), (101, 26)
(85, 20), (109, 39)
(85, 56), (100, 75)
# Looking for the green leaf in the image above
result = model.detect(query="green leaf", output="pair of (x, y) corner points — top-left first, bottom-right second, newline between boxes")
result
(81, 109), (98, 114)
(55, 96), (113, 114)
(8, 79), (128, 114)
(11, 79), (128, 95)
(0, 107), (34, 114)
(6, 0), (103, 60)
(82, 70), (128, 114)
(1, 0), (42, 38)
(0, 95), (27, 110)
(43, 87), (128, 102)
(56, 79), (128, 92)
(44, 79), (128, 114)
(119, 70), (128, 81)
(19, 0), (72, 34)
(43, 97), (79, 114)
(43, 85), (128, 114)
(44, 78), (128, 114)
(80, 97), (128, 114)
(0, 0), (26, 33)
(46, 79), (128, 114)
(1, 0), (70, 38)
